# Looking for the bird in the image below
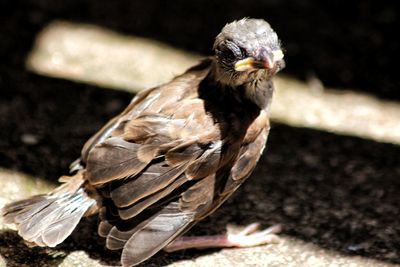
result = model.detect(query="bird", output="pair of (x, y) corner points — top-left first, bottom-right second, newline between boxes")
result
(1, 18), (285, 266)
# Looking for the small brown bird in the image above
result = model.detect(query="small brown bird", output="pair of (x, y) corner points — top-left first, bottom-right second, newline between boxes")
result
(2, 18), (284, 266)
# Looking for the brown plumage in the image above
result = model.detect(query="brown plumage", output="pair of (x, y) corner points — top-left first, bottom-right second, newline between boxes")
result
(1, 18), (284, 266)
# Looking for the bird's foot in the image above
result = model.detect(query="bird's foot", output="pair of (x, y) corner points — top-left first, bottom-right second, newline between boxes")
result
(164, 223), (281, 252)
(225, 222), (282, 248)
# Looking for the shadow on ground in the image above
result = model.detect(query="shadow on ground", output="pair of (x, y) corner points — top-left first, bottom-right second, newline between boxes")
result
(1, 75), (400, 266)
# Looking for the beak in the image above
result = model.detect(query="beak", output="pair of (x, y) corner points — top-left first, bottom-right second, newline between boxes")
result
(234, 49), (285, 72)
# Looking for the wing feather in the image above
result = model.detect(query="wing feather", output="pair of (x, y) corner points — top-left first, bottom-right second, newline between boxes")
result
(117, 174), (188, 220)
(86, 137), (152, 185)
(110, 162), (188, 207)
(121, 202), (195, 267)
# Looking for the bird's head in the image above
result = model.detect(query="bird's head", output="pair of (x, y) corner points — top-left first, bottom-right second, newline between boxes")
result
(213, 18), (285, 87)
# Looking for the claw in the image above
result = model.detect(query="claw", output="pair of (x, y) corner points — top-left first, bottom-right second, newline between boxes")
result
(227, 223), (282, 248)
(228, 222), (261, 236)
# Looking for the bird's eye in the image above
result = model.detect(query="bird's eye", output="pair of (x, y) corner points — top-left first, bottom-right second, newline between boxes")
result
(215, 41), (245, 66)
(239, 47), (247, 57)
(222, 46), (236, 59)
(230, 43), (243, 57)
(215, 46), (234, 64)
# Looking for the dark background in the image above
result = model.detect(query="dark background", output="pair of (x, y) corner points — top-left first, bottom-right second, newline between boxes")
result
(1, 0), (399, 99)
(1, 1), (400, 266)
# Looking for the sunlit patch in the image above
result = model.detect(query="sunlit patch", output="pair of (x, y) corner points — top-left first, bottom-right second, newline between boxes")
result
(26, 20), (200, 93)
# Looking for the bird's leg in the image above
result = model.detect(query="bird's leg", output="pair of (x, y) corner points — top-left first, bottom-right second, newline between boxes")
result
(164, 223), (281, 252)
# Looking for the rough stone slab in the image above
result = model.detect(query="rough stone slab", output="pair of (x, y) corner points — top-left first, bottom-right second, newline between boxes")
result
(27, 20), (400, 145)
(168, 238), (398, 267)
(272, 78), (400, 145)
(58, 251), (103, 267)
(26, 20), (201, 91)
(0, 254), (5, 267)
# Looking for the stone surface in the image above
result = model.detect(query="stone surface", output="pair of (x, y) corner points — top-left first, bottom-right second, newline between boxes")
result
(168, 238), (398, 267)
(58, 251), (103, 267)
(26, 21), (201, 92)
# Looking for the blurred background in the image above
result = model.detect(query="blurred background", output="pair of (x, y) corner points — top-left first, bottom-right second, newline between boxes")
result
(1, 1), (400, 267)
(1, 1), (398, 98)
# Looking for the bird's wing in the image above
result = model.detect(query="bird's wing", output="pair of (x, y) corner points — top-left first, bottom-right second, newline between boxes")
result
(81, 58), (269, 265)
(119, 173), (216, 267)
(84, 60), (216, 186)
(113, 121), (269, 267)
(79, 58), (212, 166)
(79, 60), (230, 262)
(79, 86), (160, 163)
(194, 111), (270, 219)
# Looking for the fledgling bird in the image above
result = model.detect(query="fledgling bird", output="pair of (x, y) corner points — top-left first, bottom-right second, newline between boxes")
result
(2, 18), (285, 266)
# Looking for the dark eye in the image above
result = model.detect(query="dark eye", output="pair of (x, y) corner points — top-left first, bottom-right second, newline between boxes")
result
(239, 47), (247, 57)
(215, 41), (246, 66)
(221, 46), (236, 60)
(225, 41), (243, 59)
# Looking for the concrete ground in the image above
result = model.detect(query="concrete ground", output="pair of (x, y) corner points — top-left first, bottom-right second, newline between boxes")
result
(1, 10), (400, 267)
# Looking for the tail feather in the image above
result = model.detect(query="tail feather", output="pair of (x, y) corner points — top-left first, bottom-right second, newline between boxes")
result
(18, 199), (65, 241)
(41, 193), (95, 246)
(1, 183), (96, 247)
(2, 196), (50, 224)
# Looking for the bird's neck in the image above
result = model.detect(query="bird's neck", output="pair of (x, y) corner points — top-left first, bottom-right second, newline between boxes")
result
(242, 78), (275, 112)
(209, 61), (275, 112)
